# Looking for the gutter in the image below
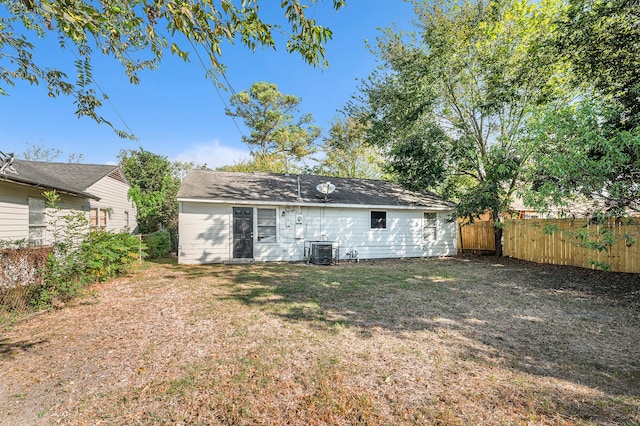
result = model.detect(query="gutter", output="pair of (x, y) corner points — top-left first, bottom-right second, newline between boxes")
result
(176, 197), (454, 211)
(0, 176), (101, 200)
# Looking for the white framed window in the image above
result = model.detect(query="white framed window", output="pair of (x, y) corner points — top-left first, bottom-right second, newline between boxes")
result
(257, 208), (277, 243)
(28, 197), (46, 246)
(423, 212), (438, 241)
(124, 211), (130, 229)
(371, 210), (387, 229)
(90, 207), (108, 231)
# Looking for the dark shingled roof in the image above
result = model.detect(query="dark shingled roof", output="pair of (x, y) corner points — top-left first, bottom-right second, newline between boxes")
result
(177, 170), (455, 209)
(0, 159), (123, 200)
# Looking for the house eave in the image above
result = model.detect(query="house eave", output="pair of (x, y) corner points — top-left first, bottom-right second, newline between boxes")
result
(177, 197), (454, 211)
(0, 175), (100, 200)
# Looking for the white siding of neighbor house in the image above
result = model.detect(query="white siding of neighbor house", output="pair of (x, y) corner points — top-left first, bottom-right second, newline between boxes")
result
(0, 181), (27, 242)
(0, 181), (87, 245)
(178, 201), (457, 264)
(86, 175), (138, 233)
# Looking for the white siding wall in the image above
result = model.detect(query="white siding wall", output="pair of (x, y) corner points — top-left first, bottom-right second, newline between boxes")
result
(178, 202), (231, 264)
(0, 181), (87, 245)
(43, 195), (87, 246)
(86, 176), (138, 233)
(0, 181), (28, 241)
(178, 201), (457, 264)
(285, 207), (456, 260)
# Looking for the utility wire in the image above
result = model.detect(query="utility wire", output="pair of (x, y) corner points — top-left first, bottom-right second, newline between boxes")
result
(90, 75), (137, 137)
(69, 49), (137, 138)
(186, 37), (245, 139)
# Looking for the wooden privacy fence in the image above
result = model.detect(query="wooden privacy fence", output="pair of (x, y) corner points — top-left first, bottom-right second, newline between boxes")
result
(457, 219), (495, 253)
(503, 218), (640, 273)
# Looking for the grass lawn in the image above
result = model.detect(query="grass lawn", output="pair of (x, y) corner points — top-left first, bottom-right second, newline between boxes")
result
(0, 256), (638, 425)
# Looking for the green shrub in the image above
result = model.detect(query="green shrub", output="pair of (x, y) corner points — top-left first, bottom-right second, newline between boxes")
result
(2, 191), (147, 312)
(80, 232), (145, 282)
(145, 231), (172, 258)
(30, 232), (146, 308)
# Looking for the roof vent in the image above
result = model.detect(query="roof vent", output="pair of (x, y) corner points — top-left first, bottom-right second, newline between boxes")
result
(316, 181), (335, 200)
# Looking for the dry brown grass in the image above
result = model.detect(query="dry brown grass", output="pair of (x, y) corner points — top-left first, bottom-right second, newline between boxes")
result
(0, 255), (638, 425)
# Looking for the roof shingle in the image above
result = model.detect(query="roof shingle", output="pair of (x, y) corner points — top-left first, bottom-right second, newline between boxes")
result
(177, 170), (455, 209)
(0, 159), (122, 199)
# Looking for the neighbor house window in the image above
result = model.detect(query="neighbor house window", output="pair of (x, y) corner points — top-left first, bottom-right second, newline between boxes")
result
(28, 197), (46, 246)
(257, 208), (277, 243)
(423, 212), (437, 240)
(371, 211), (387, 229)
(124, 211), (130, 229)
(90, 207), (108, 231)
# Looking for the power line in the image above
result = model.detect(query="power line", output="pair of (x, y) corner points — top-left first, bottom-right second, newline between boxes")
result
(69, 49), (137, 138)
(90, 76), (137, 137)
(186, 38), (245, 139)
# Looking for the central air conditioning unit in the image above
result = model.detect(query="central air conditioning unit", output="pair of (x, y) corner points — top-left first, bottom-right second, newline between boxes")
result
(311, 243), (332, 265)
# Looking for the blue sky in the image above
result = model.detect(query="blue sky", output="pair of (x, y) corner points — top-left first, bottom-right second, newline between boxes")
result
(1, 1), (416, 167)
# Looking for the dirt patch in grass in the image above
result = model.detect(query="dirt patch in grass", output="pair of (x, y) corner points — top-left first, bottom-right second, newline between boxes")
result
(1, 255), (638, 425)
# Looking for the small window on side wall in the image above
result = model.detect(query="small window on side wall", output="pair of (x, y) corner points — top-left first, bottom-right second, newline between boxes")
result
(423, 212), (437, 240)
(257, 208), (277, 243)
(371, 211), (387, 229)
(90, 207), (108, 231)
(28, 197), (46, 246)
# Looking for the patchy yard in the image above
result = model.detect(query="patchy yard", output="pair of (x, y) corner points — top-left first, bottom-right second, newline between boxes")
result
(0, 256), (638, 425)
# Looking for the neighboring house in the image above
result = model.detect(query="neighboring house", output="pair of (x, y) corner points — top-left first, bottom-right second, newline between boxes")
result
(177, 170), (457, 264)
(0, 155), (137, 246)
(508, 197), (640, 219)
(509, 197), (597, 219)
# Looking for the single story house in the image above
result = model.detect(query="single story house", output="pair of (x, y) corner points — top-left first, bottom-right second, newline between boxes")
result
(0, 154), (137, 246)
(177, 170), (457, 264)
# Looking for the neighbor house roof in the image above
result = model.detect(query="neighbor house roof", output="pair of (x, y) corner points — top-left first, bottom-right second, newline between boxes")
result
(177, 170), (455, 210)
(0, 159), (124, 200)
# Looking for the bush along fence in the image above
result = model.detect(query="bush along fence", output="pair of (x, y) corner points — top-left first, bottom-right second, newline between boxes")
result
(503, 218), (640, 273)
(0, 191), (146, 313)
(0, 246), (51, 311)
(0, 233), (145, 312)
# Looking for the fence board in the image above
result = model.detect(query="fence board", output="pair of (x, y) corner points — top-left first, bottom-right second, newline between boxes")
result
(503, 218), (640, 273)
(457, 219), (495, 253)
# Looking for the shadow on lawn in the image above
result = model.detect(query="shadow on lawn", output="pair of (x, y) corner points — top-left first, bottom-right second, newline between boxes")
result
(0, 337), (47, 361)
(175, 256), (640, 421)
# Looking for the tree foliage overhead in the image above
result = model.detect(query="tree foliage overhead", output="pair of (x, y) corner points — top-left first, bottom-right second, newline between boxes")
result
(225, 81), (320, 173)
(525, 97), (640, 217)
(312, 115), (386, 179)
(557, 0), (640, 130)
(355, 0), (564, 255)
(524, 0), (640, 216)
(0, 0), (345, 137)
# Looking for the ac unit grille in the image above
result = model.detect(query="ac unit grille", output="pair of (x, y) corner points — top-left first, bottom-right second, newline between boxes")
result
(312, 243), (332, 265)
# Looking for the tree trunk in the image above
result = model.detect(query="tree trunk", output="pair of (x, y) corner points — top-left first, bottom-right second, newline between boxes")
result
(492, 211), (503, 257)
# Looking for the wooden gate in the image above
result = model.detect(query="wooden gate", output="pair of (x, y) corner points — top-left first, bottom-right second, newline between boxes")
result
(457, 219), (495, 253)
